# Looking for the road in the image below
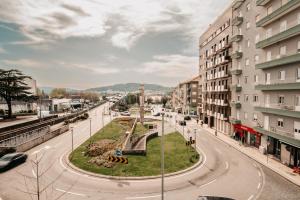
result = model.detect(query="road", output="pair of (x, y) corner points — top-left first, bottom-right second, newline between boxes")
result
(0, 104), (299, 200)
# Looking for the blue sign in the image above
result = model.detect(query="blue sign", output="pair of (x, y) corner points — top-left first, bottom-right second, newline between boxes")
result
(115, 149), (122, 157)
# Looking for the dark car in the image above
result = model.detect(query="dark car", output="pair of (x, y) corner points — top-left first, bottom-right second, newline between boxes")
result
(198, 196), (235, 200)
(184, 115), (191, 120)
(179, 120), (186, 126)
(0, 153), (28, 172)
(153, 113), (161, 117)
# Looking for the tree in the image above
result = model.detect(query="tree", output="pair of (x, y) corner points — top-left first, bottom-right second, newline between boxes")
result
(147, 97), (153, 104)
(161, 96), (168, 108)
(50, 88), (68, 99)
(0, 69), (34, 118)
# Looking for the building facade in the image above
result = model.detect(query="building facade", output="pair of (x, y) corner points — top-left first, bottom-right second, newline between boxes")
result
(198, 7), (233, 134)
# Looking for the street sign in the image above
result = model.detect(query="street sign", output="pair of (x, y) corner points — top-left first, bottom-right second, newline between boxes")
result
(108, 155), (128, 164)
(186, 140), (195, 146)
(115, 149), (122, 157)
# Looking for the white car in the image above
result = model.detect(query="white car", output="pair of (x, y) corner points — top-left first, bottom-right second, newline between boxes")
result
(120, 111), (131, 116)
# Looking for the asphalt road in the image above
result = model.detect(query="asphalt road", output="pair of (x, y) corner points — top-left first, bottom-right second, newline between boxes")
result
(0, 104), (299, 200)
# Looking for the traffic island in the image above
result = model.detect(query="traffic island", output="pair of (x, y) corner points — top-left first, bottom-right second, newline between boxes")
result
(69, 119), (200, 177)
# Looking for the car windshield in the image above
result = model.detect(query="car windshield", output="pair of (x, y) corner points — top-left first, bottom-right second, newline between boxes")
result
(0, 154), (15, 161)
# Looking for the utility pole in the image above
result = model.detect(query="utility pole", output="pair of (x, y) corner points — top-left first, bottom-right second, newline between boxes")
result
(89, 118), (92, 138)
(161, 112), (165, 200)
(102, 110), (104, 128)
(36, 158), (40, 200)
(71, 127), (74, 152)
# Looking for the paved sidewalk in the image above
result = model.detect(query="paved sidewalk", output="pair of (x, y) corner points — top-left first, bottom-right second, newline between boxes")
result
(194, 121), (300, 186)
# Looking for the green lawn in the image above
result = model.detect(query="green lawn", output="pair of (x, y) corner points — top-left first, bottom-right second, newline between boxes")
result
(133, 122), (149, 136)
(70, 120), (199, 177)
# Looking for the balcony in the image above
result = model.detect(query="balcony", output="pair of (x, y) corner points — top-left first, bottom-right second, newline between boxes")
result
(255, 82), (300, 91)
(256, 0), (272, 6)
(255, 105), (300, 119)
(232, 16), (243, 26)
(230, 118), (241, 125)
(256, 0), (300, 27)
(254, 127), (300, 148)
(231, 51), (243, 59)
(231, 34), (243, 42)
(231, 101), (242, 109)
(230, 68), (242, 75)
(256, 53), (300, 69)
(231, 85), (242, 92)
(256, 24), (300, 48)
(232, 0), (245, 10)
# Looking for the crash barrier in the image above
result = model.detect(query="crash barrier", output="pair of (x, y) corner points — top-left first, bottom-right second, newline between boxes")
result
(0, 125), (69, 153)
(122, 117), (138, 151)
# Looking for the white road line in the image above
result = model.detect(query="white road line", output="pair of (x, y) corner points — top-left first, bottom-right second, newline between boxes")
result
(225, 161), (229, 170)
(258, 171), (262, 177)
(247, 195), (254, 200)
(198, 179), (217, 188)
(125, 194), (165, 199)
(257, 183), (261, 189)
(31, 145), (51, 155)
(55, 188), (87, 197)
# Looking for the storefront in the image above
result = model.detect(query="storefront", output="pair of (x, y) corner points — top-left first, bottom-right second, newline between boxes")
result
(233, 124), (261, 148)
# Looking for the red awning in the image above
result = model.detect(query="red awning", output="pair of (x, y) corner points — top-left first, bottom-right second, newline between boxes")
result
(234, 124), (258, 135)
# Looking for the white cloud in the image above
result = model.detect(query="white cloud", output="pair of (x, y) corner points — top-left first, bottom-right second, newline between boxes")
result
(58, 61), (120, 74)
(138, 54), (198, 78)
(0, 0), (230, 50)
(2, 59), (44, 68)
(0, 47), (6, 54)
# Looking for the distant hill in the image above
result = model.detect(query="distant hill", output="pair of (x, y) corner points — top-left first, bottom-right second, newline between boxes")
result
(87, 83), (172, 93)
(39, 87), (81, 94)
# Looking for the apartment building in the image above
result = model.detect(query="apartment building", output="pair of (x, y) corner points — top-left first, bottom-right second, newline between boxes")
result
(198, 7), (232, 134)
(172, 76), (200, 115)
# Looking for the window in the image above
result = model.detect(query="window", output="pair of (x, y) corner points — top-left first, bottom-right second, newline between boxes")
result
(244, 76), (248, 84)
(244, 94), (249, 102)
(237, 61), (241, 69)
(253, 113), (258, 121)
(247, 40), (250, 47)
(254, 75), (259, 83)
(237, 95), (241, 102)
(244, 112), (248, 120)
(254, 55), (259, 63)
(267, 6), (273, 15)
(237, 111), (240, 120)
(266, 51), (272, 61)
(246, 22), (250, 29)
(238, 28), (242, 35)
(255, 15), (260, 22)
(246, 3), (251, 11)
(238, 45), (242, 52)
(280, 21), (287, 32)
(255, 34), (260, 43)
(245, 58), (250, 66)
(298, 41), (300, 51)
(297, 68), (300, 81)
(298, 13), (300, 24)
(280, 46), (286, 56)
(266, 28), (272, 38)
(278, 95), (285, 104)
(279, 71), (285, 80)
(239, 11), (243, 17)
(278, 118), (284, 127)
(253, 95), (259, 102)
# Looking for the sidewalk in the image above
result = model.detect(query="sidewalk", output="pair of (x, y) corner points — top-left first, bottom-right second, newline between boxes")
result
(197, 122), (300, 186)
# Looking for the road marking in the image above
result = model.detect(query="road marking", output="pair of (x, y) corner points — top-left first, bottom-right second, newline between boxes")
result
(253, 163), (257, 168)
(55, 188), (87, 197)
(247, 195), (254, 200)
(258, 171), (262, 177)
(31, 145), (51, 155)
(32, 169), (37, 178)
(225, 161), (229, 170)
(125, 194), (165, 199)
(257, 183), (261, 189)
(198, 179), (216, 188)
(215, 148), (222, 154)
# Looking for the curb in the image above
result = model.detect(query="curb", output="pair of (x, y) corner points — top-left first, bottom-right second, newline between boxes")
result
(202, 126), (300, 187)
(64, 150), (203, 181)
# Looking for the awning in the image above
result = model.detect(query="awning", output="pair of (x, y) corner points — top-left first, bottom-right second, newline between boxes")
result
(234, 124), (259, 135)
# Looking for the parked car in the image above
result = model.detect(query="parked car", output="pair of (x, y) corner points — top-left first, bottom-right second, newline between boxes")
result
(120, 111), (131, 116)
(198, 196), (235, 200)
(153, 113), (161, 117)
(0, 153), (28, 172)
(184, 115), (191, 120)
(179, 120), (186, 126)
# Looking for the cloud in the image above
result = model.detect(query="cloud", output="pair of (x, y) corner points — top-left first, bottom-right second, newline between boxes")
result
(2, 59), (44, 68)
(138, 54), (198, 78)
(0, 0), (230, 50)
(0, 47), (6, 54)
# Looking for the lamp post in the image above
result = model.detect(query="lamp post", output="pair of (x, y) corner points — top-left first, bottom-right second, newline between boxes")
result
(161, 112), (165, 200)
(89, 118), (92, 138)
(71, 127), (74, 152)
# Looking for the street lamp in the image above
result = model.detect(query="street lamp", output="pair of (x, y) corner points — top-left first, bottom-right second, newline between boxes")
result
(161, 112), (165, 200)
(89, 118), (92, 138)
(70, 127), (74, 152)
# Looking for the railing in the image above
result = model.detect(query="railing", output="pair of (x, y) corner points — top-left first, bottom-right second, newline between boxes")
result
(258, 103), (299, 111)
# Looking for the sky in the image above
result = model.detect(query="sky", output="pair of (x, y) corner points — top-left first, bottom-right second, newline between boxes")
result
(0, 0), (230, 89)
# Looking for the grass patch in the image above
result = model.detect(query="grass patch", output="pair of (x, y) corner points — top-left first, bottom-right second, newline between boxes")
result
(133, 123), (149, 136)
(70, 120), (199, 177)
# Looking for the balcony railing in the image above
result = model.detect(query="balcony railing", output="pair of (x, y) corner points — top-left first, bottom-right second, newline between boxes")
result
(255, 104), (300, 118)
(256, 0), (300, 27)
(256, 0), (272, 6)
(231, 34), (243, 42)
(232, 0), (245, 10)
(255, 81), (300, 91)
(231, 51), (243, 59)
(230, 117), (241, 124)
(231, 85), (242, 92)
(256, 24), (300, 48)
(232, 16), (243, 26)
(256, 53), (300, 69)
(230, 68), (243, 75)
(231, 101), (242, 109)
